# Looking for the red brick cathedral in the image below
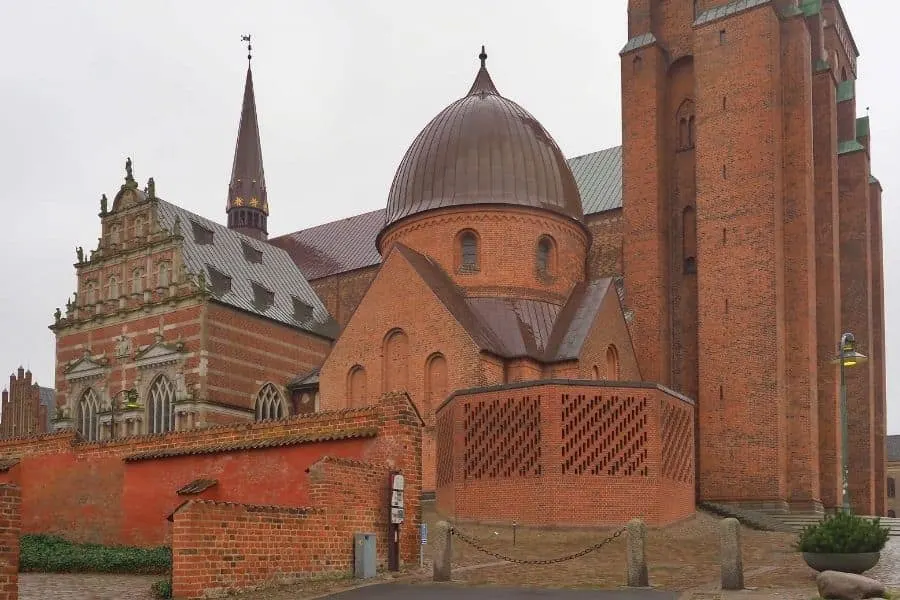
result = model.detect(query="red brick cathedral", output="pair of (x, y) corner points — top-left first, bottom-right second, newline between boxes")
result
(47, 0), (886, 519)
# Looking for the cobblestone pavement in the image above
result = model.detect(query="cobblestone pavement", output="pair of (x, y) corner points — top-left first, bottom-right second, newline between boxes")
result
(866, 536), (900, 585)
(325, 584), (677, 599)
(19, 573), (158, 600)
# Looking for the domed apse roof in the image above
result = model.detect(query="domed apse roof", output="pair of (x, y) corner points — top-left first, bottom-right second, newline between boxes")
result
(382, 47), (584, 232)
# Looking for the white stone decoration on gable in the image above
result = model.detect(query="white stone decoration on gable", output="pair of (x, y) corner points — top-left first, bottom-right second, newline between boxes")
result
(133, 340), (186, 370)
(64, 351), (109, 383)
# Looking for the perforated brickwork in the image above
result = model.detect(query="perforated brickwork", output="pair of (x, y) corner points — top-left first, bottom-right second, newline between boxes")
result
(561, 394), (648, 476)
(435, 408), (454, 487)
(660, 401), (693, 482)
(463, 396), (541, 479)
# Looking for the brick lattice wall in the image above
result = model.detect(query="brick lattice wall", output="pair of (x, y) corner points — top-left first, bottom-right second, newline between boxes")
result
(436, 382), (694, 526)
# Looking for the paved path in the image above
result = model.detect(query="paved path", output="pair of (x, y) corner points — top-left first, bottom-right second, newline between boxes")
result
(19, 573), (157, 599)
(324, 584), (677, 599)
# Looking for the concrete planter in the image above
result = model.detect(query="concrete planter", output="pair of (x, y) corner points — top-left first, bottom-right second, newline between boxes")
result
(802, 552), (880, 574)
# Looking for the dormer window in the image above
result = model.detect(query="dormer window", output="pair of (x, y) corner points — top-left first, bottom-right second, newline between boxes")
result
(191, 221), (214, 245)
(241, 241), (263, 264)
(292, 298), (313, 322)
(251, 282), (275, 311)
(207, 266), (232, 297)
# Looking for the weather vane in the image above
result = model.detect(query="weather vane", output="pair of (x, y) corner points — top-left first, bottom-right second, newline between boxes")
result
(241, 34), (252, 63)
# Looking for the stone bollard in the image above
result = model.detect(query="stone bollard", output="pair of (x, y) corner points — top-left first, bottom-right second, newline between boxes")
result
(433, 520), (452, 582)
(626, 518), (649, 587)
(720, 517), (744, 590)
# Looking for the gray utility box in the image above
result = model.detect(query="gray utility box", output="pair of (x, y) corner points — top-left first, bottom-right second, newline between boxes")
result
(354, 532), (377, 579)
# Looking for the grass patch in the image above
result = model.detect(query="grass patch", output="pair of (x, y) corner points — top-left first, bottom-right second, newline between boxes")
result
(20, 534), (171, 574)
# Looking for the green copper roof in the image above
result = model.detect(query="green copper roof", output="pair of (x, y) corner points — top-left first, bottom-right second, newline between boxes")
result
(620, 33), (656, 55)
(856, 116), (870, 138)
(836, 80), (855, 103)
(838, 140), (865, 155)
(694, 0), (770, 27)
(800, 0), (822, 16)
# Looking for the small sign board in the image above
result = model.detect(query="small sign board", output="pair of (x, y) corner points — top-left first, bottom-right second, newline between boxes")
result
(420, 523), (427, 545)
(391, 474), (405, 491)
(391, 506), (405, 524)
(391, 489), (404, 507)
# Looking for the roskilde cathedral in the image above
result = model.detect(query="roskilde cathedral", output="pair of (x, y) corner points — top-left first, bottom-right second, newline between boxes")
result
(42, 0), (886, 517)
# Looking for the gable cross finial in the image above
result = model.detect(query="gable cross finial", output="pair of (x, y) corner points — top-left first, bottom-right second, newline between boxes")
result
(241, 34), (252, 64)
(479, 45), (487, 68)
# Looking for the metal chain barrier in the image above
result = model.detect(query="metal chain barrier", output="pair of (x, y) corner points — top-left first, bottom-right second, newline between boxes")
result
(448, 525), (626, 565)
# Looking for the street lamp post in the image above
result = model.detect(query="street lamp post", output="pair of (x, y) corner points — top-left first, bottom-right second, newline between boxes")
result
(834, 332), (867, 514)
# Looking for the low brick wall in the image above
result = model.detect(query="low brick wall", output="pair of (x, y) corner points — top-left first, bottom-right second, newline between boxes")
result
(435, 380), (695, 527)
(171, 457), (401, 599)
(0, 485), (20, 600)
(0, 392), (422, 549)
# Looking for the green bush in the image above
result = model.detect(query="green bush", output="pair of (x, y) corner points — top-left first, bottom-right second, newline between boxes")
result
(151, 578), (172, 599)
(796, 512), (889, 554)
(20, 534), (171, 574)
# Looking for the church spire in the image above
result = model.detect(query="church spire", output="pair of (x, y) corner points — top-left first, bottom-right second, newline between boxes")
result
(226, 34), (269, 241)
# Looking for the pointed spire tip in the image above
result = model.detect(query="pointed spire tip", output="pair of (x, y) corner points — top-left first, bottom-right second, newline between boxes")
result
(479, 45), (487, 68)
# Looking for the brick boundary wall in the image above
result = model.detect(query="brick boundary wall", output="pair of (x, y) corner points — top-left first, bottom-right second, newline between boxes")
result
(0, 485), (20, 600)
(0, 392), (422, 548)
(435, 381), (695, 527)
(171, 457), (410, 599)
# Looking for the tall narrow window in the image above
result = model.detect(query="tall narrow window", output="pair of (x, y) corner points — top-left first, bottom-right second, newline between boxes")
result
(679, 118), (688, 149)
(536, 236), (555, 277)
(255, 383), (287, 421)
(147, 375), (175, 434)
(158, 262), (171, 287)
(425, 353), (448, 421)
(132, 269), (145, 294)
(683, 206), (697, 274)
(76, 388), (101, 442)
(459, 231), (478, 272)
(348, 365), (368, 408)
(889, 477), (896, 498)
(383, 329), (410, 393)
(606, 345), (620, 380)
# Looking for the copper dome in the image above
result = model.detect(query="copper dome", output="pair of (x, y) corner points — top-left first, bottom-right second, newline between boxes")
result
(382, 49), (583, 230)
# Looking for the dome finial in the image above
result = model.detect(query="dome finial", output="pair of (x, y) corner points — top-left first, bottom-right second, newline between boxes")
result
(479, 45), (487, 68)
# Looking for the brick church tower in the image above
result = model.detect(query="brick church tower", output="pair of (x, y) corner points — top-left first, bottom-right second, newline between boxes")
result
(620, 0), (886, 515)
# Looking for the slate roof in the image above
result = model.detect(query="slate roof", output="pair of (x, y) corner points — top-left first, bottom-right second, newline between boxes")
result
(277, 145), (623, 281)
(888, 435), (900, 463)
(156, 199), (339, 339)
(394, 244), (613, 363)
(694, 0), (771, 26)
(269, 209), (385, 280)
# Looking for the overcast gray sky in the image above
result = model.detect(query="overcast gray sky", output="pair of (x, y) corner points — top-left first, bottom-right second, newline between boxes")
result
(2, 1), (897, 433)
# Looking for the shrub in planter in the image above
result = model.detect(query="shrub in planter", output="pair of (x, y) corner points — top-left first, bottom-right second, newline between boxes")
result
(796, 512), (889, 574)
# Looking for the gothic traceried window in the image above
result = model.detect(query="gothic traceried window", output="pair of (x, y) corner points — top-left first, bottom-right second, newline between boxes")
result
(255, 383), (287, 421)
(76, 388), (101, 442)
(147, 375), (175, 434)
(132, 268), (145, 294)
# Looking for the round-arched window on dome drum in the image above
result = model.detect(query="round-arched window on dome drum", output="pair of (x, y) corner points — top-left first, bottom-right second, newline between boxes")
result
(459, 231), (478, 272)
(536, 236), (555, 277)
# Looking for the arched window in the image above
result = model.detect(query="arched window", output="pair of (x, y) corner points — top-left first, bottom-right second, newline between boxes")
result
(158, 262), (171, 287)
(458, 230), (479, 272)
(132, 269), (145, 294)
(606, 344), (620, 380)
(134, 216), (145, 238)
(536, 236), (556, 277)
(76, 388), (101, 442)
(688, 116), (695, 147)
(255, 383), (287, 421)
(425, 353), (448, 421)
(683, 205), (697, 274)
(107, 276), (120, 300)
(676, 99), (695, 151)
(383, 329), (410, 393)
(147, 375), (175, 434)
(889, 477), (896, 498)
(348, 366), (368, 408)
(679, 118), (688, 149)
(592, 365), (601, 381)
